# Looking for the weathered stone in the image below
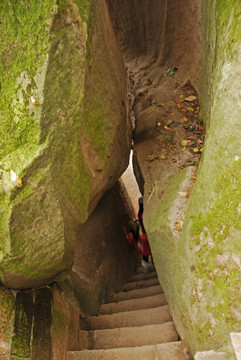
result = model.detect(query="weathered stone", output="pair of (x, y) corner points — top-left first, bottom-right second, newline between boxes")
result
(0, 0), (131, 288)
(70, 181), (137, 315)
(11, 291), (34, 358)
(32, 288), (52, 360)
(194, 350), (233, 360)
(0, 286), (15, 360)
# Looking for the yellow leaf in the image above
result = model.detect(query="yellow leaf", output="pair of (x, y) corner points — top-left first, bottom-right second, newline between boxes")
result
(180, 94), (185, 98)
(31, 96), (41, 106)
(157, 122), (161, 127)
(16, 177), (23, 188)
(183, 117), (188, 122)
(193, 148), (199, 153)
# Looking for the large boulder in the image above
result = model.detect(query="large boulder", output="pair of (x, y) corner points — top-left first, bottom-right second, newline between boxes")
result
(142, 1), (241, 355)
(0, 0), (132, 288)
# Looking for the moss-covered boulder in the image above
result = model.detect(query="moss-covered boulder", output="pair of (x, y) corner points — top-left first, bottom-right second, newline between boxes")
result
(144, 0), (241, 355)
(0, 0), (131, 288)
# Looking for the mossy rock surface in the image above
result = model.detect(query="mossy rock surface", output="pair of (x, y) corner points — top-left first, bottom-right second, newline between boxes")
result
(0, 0), (131, 288)
(145, 1), (241, 354)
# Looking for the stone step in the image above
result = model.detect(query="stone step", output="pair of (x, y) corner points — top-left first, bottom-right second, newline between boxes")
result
(122, 276), (159, 291)
(129, 270), (157, 282)
(100, 293), (167, 315)
(136, 265), (156, 274)
(109, 284), (163, 302)
(79, 322), (178, 350)
(89, 305), (171, 329)
(67, 341), (190, 360)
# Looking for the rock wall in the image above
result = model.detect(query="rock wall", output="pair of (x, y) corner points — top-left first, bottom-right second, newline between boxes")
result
(107, 0), (241, 356)
(128, 0), (241, 356)
(0, 181), (136, 359)
(0, 283), (80, 360)
(0, 0), (132, 288)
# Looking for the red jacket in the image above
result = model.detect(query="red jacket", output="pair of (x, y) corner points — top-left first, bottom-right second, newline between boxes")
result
(139, 232), (151, 256)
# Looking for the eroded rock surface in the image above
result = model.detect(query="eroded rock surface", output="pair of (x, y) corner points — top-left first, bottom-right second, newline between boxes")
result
(108, 0), (241, 356)
(0, 0), (132, 288)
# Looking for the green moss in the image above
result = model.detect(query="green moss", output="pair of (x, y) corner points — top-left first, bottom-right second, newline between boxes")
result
(191, 159), (241, 242)
(75, 0), (90, 22)
(83, 94), (108, 160)
(216, 0), (241, 61)
(0, 0), (57, 159)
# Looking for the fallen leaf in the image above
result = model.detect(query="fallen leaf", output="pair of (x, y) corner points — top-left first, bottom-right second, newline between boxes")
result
(185, 95), (197, 102)
(160, 153), (167, 160)
(193, 148), (200, 153)
(180, 94), (185, 98)
(176, 103), (183, 109)
(168, 119), (172, 124)
(187, 107), (194, 112)
(181, 211), (186, 220)
(174, 221), (182, 231)
(164, 125), (170, 131)
(146, 154), (159, 162)
(181, 140), (188, 147)
(165, 67), (177, 76)
(31, 96), (41, 106)
(182, 147), (186, 151)
(10, 169), (22, 188)
(178, 191), (187, 198)
(156, 102), (166, 107)
(183, 117), (188, 122)
(157, 122), (161, 127)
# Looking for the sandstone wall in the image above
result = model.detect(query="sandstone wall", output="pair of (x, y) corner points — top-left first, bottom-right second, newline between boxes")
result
(107, 0), (241, 355)
(143, 0), (241, 355)
(0, 0), (132, 289)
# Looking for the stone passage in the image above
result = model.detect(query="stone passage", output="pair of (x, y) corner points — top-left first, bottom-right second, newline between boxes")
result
(67, 266), (191, 359)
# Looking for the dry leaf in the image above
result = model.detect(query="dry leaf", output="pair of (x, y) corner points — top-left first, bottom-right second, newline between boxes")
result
(146, 154), (158, 162)
(31, 96), (41, 106)
(181, 211), (186, 220)
(10, 169), (22, 188)
(174, 221), (182, 231)
(178, 191), (187, 198)
(185, 95), (197, 102)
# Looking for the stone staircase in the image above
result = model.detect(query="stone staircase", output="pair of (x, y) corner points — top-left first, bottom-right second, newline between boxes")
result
(67, 266), (191, 360)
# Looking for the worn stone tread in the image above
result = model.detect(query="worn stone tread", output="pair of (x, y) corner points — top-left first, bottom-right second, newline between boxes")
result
(89, 304), (171, 329)
(129, 270), (157, 282)
(67, 341), (190, 360)
(100, 293), (167, 315)
(122, 276), (159, 291)
(136, 265), (156, 274)
(109, 284), (163, 302)
(79, 322), (178, 350)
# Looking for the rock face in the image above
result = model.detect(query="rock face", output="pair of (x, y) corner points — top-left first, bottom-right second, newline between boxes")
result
(107, 0), (241, 356)
(0, 0), (132, 288)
